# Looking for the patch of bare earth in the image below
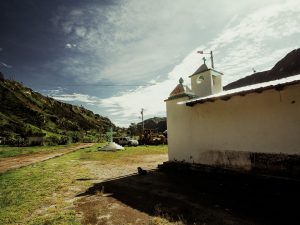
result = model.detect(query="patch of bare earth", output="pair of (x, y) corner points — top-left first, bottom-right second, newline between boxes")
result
(0, 143), (93, 173)
(75, 154), (169, 225)
(75, 153), (299, 225)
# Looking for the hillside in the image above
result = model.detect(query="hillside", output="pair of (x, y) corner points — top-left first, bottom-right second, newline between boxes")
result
(224, 48), (300, 90)
(142, 117), (166, 132)
(128, 117), (166, 136)
(0, 74), (115, 145)
(138, 117), (167, 133)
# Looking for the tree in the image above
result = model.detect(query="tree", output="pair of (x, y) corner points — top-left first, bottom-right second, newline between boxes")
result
(0, 72), (4, 81)
(128, 123), (139, 136)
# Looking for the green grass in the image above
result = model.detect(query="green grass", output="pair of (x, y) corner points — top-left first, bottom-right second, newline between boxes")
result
(79, 143), (168, 162)
(0, 150), (90, 225)
(0, 143), (80, 158)
(0, 144), (168, 224)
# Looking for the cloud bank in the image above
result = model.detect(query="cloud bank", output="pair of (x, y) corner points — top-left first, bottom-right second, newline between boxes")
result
(98, 0), (300, 126)
(50, 0), (300, 127)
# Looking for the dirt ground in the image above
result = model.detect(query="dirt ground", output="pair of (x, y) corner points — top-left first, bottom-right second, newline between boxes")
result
(75, 154), (168, 225)
(75, 154), (300, 225)
(0, 143), (93, 173)
(2, 146), (298, 225)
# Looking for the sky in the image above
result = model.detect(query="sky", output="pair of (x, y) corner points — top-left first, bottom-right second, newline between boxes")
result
(0, 0), (299, 127)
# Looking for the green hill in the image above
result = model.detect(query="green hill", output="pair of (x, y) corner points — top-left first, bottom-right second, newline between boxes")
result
(0, 74), (115, 146)
(128, 117), (166, 136)
(140, 117), (167, 133)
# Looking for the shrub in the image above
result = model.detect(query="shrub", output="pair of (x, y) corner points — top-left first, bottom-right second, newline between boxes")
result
(58, 136), (69, 145)
(4, 136), (26, 146)
(44, 136), (60, 146)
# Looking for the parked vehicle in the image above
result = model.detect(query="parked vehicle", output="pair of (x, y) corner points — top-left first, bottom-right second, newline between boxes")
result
(113, 137), (139, 146)
(139, 129), (167, 145)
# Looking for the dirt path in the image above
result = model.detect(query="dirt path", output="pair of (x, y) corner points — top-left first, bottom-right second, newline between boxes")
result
(0, 143), (94, 173)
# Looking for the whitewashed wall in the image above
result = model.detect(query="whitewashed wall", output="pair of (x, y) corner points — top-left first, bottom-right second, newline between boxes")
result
(166, 83), (300, 169)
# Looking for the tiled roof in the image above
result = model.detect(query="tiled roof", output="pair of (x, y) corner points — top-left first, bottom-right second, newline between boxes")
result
(166, 78), (196, 101)
(169, 83), (193, 97)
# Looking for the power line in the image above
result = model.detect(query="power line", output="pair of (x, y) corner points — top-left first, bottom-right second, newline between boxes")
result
(35, 83), (154, 87)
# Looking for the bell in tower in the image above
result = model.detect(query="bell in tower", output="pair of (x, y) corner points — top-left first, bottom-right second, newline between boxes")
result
(189, 57), (223, 97)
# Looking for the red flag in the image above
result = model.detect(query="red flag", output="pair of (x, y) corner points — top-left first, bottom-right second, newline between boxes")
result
(197, 50), (204, 54)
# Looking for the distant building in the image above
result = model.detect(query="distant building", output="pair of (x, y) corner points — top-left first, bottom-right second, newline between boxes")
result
(165, 61), (300, 176)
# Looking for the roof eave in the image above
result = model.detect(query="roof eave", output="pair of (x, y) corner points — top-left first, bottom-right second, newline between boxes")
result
(186, 79), (300, 106)
(165, 93), (197, 102)
(189, 68), (223, 78)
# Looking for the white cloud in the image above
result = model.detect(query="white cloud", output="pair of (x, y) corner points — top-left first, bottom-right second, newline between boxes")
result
(70, 9), (83, 17)
(99, 48), (205, 126)
(0, 61), (12, 68)
(75, 26), (87, 38)
(65, 43), (77, 49)
(208, 0), (300, 84)
(98, 0), (300, 126)
(51, 93), (100, 104)
(53, 0), (218, 84)
(48, 0), (300, 127)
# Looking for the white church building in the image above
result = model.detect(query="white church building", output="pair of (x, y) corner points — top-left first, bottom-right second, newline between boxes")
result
(165, 62), (300, 174)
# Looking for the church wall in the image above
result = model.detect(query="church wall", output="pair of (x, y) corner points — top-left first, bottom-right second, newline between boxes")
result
(166, 96), (193, 162)
(167, 83), (300, 174)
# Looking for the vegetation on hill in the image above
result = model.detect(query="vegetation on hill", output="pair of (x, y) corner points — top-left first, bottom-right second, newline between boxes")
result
(128, 117), (166, 136)
(0, 75), (115, 146)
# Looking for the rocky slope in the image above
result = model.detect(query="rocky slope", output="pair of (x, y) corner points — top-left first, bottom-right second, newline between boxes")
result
(224, 48), (300, 90)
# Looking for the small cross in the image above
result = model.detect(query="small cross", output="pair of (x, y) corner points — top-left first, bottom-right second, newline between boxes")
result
(108, 127), (113, 142)
(202, 57), (206, 64)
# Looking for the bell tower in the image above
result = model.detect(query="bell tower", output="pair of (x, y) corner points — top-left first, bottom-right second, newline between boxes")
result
(189, 58), (223, 97)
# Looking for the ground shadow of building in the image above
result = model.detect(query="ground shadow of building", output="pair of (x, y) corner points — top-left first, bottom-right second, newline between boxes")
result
(76, 168), (300, 225)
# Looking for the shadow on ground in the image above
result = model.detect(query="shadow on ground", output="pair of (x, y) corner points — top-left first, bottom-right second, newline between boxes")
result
(76, 168), (300, 225)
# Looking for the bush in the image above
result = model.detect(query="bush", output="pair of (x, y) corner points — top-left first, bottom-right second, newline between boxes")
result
(44, 136), (60, 146)
(3, 136), (26, 146)
(82, 136), (98, 143)
(70, 132), (80, 143)
(58, 136), (69, 145)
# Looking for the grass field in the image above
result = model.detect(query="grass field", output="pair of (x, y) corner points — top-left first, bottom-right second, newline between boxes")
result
(0, 144), (168, 225)
(80, 143), (167, 162)
(0, 143), (80, 158)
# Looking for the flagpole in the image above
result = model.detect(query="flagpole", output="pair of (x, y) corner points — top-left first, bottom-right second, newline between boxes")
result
(210, 51), (214, 69)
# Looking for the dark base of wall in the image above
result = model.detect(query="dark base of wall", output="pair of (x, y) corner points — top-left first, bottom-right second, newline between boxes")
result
(159, 152), (300, 180)
(249, 152), (300, 178)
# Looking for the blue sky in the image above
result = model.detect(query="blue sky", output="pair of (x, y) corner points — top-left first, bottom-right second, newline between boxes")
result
(1, 0), (300, 127)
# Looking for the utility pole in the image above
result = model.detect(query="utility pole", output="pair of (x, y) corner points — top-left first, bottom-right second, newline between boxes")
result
(140, 108), (144, 134)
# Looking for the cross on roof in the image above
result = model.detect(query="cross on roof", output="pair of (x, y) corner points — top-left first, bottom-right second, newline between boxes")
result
(202, 57), (206, 64)
(108, 127), (113, 142)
